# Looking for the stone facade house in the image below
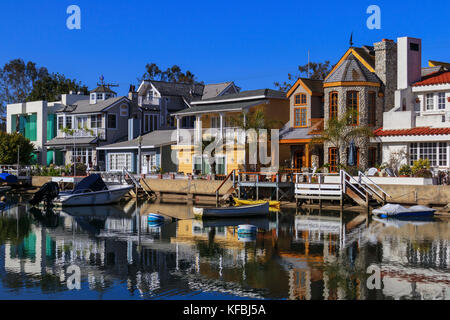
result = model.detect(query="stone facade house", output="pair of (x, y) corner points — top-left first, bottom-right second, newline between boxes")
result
(322, 39), (397, 172)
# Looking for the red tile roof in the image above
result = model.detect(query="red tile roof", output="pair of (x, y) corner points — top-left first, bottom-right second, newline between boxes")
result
(374, 127), (450, 137)
(413, 70), (450, 86)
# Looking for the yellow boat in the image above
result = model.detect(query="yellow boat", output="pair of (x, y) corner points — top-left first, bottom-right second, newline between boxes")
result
(233, 198), (280, 209)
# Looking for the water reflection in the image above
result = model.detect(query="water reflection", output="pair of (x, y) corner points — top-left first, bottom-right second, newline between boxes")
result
(0, 198), (449, 300)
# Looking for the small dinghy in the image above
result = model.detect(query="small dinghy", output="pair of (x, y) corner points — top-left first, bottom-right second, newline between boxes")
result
(372, 203), (436, 218)
(194, 202), (269, 219)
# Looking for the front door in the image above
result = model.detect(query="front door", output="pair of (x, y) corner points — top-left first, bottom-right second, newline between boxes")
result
(294, 150), (303, 169)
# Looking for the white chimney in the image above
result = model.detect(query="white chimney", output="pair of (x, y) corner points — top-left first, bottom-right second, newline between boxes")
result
(397, 37), (422, 89)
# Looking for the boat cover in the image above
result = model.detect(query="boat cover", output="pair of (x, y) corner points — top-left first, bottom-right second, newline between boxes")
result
(0, 173), (18, 183)
(73, 174), (107, 193)
(372, 203), (409, 216)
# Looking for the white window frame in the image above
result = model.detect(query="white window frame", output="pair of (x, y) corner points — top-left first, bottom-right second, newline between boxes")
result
(141, 152), (157, 174)
(438, 92), (446, 110)
(409, 142), (448, 167)
(108, 153), (133, 172)
(426, 93), (434, 110)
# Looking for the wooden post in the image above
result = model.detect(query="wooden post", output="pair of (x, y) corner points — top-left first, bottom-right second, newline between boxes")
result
(305, 144), (310, 168)
(276, 174), (279, 201)
(256, 174), (259, 200)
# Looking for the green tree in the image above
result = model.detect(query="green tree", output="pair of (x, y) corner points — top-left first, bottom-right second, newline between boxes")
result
(27, 73), (88, 102)
(0, 132), (36, 164)
(274, 61), (332, 92)
(0, 59), (48, 114)
(310, 110), (374, 169)
(139, 63), (202, 84)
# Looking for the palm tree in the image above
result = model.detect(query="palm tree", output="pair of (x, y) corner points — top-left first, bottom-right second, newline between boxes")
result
(310, 110), (374, 170)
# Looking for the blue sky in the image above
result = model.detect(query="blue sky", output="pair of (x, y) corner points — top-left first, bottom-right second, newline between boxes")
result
(0, 0), (449, 95)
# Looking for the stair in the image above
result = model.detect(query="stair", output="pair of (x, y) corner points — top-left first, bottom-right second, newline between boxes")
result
(345, 188), (368, 207)
(221, 187), (237, 202)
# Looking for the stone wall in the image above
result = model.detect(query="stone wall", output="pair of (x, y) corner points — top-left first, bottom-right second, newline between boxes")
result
(374, 39), (398, 112)
(377, 184), (450, 206)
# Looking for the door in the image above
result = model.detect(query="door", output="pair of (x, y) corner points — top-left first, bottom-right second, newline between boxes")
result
(294, 150), (303, 169)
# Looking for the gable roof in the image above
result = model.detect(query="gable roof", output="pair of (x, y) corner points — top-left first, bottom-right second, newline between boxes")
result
(286, 78), (323, 98)
(324, 47), (376, 82)
(173, 99), (268, 116)
(202, 82), (237, 100)
(324, 52), (380, 85)
(412, 70), (450, 87)
(54, 96), (128, 114)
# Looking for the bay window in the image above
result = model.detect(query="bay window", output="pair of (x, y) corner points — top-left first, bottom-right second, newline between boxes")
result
(410, 142), (447, 167)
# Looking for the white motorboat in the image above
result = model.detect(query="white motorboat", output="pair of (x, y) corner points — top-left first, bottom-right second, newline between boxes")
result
(372, 203), (436, 218)
(56, 174), (133, 206)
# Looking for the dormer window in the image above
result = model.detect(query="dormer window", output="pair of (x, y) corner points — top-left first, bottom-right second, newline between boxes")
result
(295, 94), (307, 106)
(147, 90), (153, 100)
(97, 93), (104, 100)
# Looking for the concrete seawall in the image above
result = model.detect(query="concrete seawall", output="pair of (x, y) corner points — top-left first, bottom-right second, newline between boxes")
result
(141, 178), (234, 198)
(378, 184), (450, 206)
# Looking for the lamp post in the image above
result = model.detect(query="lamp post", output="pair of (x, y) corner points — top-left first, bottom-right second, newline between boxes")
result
(137, 135), (143, 175)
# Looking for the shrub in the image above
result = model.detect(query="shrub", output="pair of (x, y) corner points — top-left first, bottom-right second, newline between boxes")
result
(399, 164), (412, 176)
(411, 159), (430, 175)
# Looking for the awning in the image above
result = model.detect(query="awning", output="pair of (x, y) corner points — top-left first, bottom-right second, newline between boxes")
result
(46, 137), (98, 147)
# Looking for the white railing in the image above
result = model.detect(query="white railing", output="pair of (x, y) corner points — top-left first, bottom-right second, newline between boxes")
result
(139, 97), (160, 106)
(57, 128), (106, 139)
(358, 171), (391, 201)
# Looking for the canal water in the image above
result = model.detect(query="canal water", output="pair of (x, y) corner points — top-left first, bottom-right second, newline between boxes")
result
(0, 195), (449, 300)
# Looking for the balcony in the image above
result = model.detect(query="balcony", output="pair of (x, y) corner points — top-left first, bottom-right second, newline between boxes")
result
(139, 96), (160, 107)
(57, 128), (106, 140)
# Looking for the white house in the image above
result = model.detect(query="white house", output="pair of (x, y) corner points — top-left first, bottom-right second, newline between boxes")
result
(373, 37), (450, 172)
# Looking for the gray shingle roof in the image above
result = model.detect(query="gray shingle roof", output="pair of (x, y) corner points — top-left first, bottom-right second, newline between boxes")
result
(202, 82), (234, 100)
(97, 130), (176, 150)
(46, 137), (98, 147)
(54, 97), (128, 114)
(193, 89), (286, 104)
(91, 85), (117, 94)
(173, 99), (268, 116)
(279, 127), (315, 140)
(149, 81), (204, 98)
(324, 53), (380, 84)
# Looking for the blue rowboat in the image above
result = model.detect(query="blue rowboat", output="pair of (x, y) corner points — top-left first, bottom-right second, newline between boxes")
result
(372, 204), (435, 218)
(193, 202), (269, 219)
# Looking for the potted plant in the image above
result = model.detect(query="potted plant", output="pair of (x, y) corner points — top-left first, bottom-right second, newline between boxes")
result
(399, 164), (412, 177)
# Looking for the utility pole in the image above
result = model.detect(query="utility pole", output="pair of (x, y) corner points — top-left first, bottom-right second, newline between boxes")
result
(308, 50), (310, 79)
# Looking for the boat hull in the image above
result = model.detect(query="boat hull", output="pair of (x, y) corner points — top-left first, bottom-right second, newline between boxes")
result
(57, 185), (133, 206)
(194, 202), (269, 219)
(234, 198), (280, 208)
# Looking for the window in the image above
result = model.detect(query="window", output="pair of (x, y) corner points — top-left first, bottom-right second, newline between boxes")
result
(72, 148), (93, 166)
(120, 104), (129, 117)
(294, 107), (307, 127)
(109, 153), (132, 171)
(330, 92), (338, 120)
(107, 114), (117, 129)
(91, 114), (102, 128)
(66, 116), (72, 129)
(58, 116), (64, 130)
(410, 42), (420, 51)
(368, 92), (376, 126)
(295, 94), (307, 106)
(147, 90), (153, 100)
(142, 153), (157, 174)
(211, 116), (220, 128)
(328, 147), (338, 173)
(410, 142), (447, 167)
(438, 93), (446, 110)
(426, 93), (434, 110)
(76, 116), (88, 130)
(346, 91), (359, 125)
(144, 114), (158, 133)
(96, 93), (104, 100)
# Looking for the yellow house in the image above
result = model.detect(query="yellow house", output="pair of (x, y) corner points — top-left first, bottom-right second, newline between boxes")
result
(171, 89), (290, 175)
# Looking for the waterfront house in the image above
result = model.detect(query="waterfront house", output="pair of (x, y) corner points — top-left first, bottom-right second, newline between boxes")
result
(96, 129), (177, 174)
(373, 37), (450, 172)
(279, 78), (324, 170)
(136, 80), (239, 134)
(6, 92), (89, 165)
(322, 39), (396, 172)
(44, 84), (139, 170)
(171, 89), (290, 175)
